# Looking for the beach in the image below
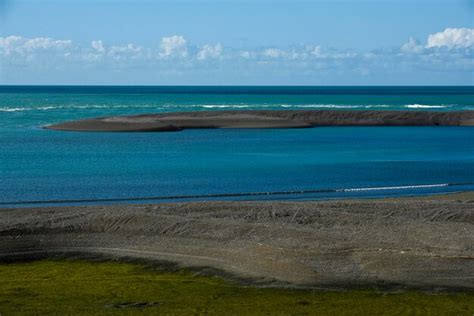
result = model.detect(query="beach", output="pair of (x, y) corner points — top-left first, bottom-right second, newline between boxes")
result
(2, 192), (473, 291)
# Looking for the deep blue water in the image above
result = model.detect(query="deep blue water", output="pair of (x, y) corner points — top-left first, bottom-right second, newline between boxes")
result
(1, 86), (473, 206)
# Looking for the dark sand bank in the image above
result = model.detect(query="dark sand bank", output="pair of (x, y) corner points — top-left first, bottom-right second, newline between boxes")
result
(45, 110), (474, 132)
(1, 192), (473, 291)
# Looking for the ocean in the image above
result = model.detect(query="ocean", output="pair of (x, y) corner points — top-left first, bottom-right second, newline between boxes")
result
(1, 86), (473, 206)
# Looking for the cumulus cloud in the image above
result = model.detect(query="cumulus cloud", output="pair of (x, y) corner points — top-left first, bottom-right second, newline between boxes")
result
(0, 35), (72, 56)
(159, 35), (187, 58)
(308, 46), (323, 57)
(258, 46), (356, 61)
(0, 36), (74, 67)
(263, 48), (286, 58)
(107, 44), (143, 61)
(240, 51), (253, 59)
(261, 47), (305, 60)
(82, 40), (107, 61)
(0, 35), (150, 66)
(197, 43), (222, 60)
(1, 28), (473, 83)
(401, 37), (424, 54)
(91, 40), (105, 53)
(426, 28), (474, 49)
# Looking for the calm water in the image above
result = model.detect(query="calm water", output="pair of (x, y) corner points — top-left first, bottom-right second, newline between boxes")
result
(1, 86), (473, 206)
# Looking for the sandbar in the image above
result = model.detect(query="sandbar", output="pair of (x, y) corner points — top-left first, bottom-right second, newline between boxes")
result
(44, 110), (474, 132)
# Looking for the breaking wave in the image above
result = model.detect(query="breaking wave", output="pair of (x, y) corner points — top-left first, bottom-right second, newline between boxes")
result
(0, 103), (466, 112)
(202, 105), (252, 108)
(339, 183), (449, 192)
(405, 104), (449, 109)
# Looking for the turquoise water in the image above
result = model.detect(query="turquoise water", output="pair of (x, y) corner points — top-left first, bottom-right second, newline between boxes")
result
(1, 86), (473, 206)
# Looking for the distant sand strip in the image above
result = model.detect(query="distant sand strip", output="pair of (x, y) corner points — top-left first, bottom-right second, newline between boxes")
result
(44, 110), (474, 132)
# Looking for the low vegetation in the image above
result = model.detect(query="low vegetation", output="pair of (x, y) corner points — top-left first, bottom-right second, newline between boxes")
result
(0, 260), (472, 315)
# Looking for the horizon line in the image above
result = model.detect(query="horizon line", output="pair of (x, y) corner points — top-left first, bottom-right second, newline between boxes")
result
(1, 84), (473, 87)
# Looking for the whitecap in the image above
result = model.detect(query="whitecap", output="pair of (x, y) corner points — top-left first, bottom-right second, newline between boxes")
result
(340, 183), (449, 192)
(0, 107), (29, 112)
(405, 104), (448, 109)
(202, 104), (251, 108)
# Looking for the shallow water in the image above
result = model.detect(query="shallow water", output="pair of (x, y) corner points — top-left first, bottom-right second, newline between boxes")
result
(1, 86), (473, 206)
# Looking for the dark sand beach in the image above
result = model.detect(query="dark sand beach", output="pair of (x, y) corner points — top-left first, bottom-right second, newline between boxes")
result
(45, 110), (474, 132)
(2, 192), (473, 291)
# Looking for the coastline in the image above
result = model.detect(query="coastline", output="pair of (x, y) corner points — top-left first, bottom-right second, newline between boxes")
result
(44, 110), (474, 132)
(2, 191), (473, 291)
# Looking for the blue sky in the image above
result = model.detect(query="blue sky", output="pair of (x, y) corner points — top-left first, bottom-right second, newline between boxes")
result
(1, 0), (473, 85)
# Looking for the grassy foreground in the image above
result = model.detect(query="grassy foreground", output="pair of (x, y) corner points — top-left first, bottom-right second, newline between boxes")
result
(0, 260), (472, 315)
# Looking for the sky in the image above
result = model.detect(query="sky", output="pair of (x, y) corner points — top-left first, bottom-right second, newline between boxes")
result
(0, 0), (473, 85)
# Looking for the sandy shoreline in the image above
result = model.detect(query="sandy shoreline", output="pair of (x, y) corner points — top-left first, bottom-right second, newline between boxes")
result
(1, 192), (473, 291)
(44, 110), (474, 132)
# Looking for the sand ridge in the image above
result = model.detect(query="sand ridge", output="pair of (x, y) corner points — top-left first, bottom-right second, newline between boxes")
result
(44, 110), (474, 132)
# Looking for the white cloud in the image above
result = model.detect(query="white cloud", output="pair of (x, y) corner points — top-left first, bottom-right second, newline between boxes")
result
(240, 51), (252, 59)
(159, 35), (187, 58)
(401, 37), (424, 54)
(83, 40), (107, 61)
(308, 46), (323, 57)
(107, 44), (143, 61)
(259, 46), (356, 61)
(1, 28), (473, 82)
(0, 35), (72, 56)
(197, 43), (222, 60)
(263, 48), (286, 58)
(91, 40), (105, 53)
(426, 28), (474, 49)
(26, 38), (72, 50)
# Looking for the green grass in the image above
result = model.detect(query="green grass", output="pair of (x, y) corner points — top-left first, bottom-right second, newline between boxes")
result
(0, 260), (472, 315)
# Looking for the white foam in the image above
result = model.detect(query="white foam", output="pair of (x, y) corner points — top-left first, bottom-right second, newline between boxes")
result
(289, 104), (359, 109)
(0, 104), (161, 112)
(0, 103), (463, 113)
(0, 107), (27, 112)
(405, 104), (448, 109)
(202, 104), (251, 108)
(0, 106), (56, 112)
(275, 104), (395, 109)
(340, 183), (449, 192)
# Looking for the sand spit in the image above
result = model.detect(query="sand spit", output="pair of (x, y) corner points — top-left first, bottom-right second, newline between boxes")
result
(1, 193), (473, 291)
(44, 110), (474, 132)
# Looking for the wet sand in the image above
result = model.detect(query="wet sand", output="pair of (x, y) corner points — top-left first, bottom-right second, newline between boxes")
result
(44, 110), (474, 132)
(1, 192), (473, 291)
